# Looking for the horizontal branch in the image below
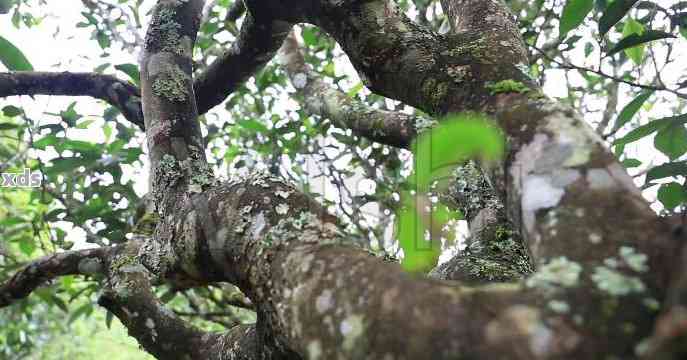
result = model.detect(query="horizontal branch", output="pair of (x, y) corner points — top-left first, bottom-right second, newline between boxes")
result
(0, 246), (112, 307)
(0, 71), (145, 129)
(278, 31), (417, 148)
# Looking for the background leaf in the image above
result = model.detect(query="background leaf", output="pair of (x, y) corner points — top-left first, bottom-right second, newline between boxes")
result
(606, 29), (675, 58)
(657, 182), (687, 209)
(654, 122), (687, 160)
(559, 0), (594, 38)
(0, 35), (33, 71)
(613, 90), (652, 131)
(599, 0), (638, 36)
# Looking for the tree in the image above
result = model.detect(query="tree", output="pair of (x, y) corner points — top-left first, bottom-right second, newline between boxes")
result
(1, 0), (687, 358)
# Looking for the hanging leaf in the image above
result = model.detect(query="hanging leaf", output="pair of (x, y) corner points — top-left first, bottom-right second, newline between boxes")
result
(2, 105), (23, 117)
(599, 0), (639, 36)
(613, 114), (687, 146)
(105, 311), (114, 329)
(654, 122), (687, 160)
(0, 35), (33, 71)
(559, 0), (594, 38)
(621, 158), (642, 168)
(622, 19), (645, 64)
(114, 63), (140, 85)
(645, 161), (687, 183)
(606, 29), (675, 58)
(657, 182), (687, 209)
(612, 90), (653, 131)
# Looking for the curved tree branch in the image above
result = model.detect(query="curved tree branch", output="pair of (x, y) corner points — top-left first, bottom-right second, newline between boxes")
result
(0, 71), (144, 129)
(193, 8), (292, 115)
(278, 31), (417, 148)
(0, 246), (113, 307)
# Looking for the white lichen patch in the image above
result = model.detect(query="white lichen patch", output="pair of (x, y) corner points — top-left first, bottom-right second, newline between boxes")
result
(485, 305), (555, 355)
(292, 73), (308, 89)
(250, 212), (267, 240)
(276, 203), (290, 215)
(588, 233), (602, 244)
(587, 168), (616, 189)
(541, 110), (600, 167)
(526, 257), (582, 290)
(340, 314), (365, 352)
(522, 175), (565, 211)
(591, 266), (645, 296)
(619, 246), (648, 273)
(547, 300), (570, 314)
(145, 318), (155, 329)
(307, 340), (323, 360)
(315, 290), (334, 314)
(275, 190), (291, 199)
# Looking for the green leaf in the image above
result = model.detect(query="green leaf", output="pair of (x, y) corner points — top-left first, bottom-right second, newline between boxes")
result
(32, 134), (59, 149)
(19, 238), (35, 256)
(559, 0), (594, 38)
(613, 114), (687, 146)
(68, 304), (93, 324)
(657, 182), (687, 209)
(612, 90), (653, 131)
(621, 19), (645, 64)
(115, 63), (140, 85)
(0, 35), (33, 71)
(76, 119), (95, 129)
(301, 27), (317, 47)
(645, 161), (687, 183)
(599, 0), (639, 36)
(0, 122), (18, 130)
(2, 105), (23, 117)
(621, 158), (642, 168)
(105, 311), (114, 329)
(346, 82), (364, 98)
(654, 122), (687, 160)
(238, 119), (268, 133)
(606, 29), (675, 58)
(412, 113), (504, 192)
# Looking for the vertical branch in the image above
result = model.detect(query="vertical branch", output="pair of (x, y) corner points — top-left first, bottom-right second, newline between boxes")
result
(140, 0), (211, 202)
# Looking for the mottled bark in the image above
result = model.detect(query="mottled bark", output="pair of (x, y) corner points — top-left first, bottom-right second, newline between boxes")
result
(0, 247), (112, 307)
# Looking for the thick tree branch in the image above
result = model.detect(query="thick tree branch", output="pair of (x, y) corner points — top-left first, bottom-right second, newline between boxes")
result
(0, 71), (144, 129)
(0, 247), (112, 307)
(193, 8), (292, 115)
(278, 31), (417, 148)
(97, 262), (206, 358)
(141, 0), (212, 204)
